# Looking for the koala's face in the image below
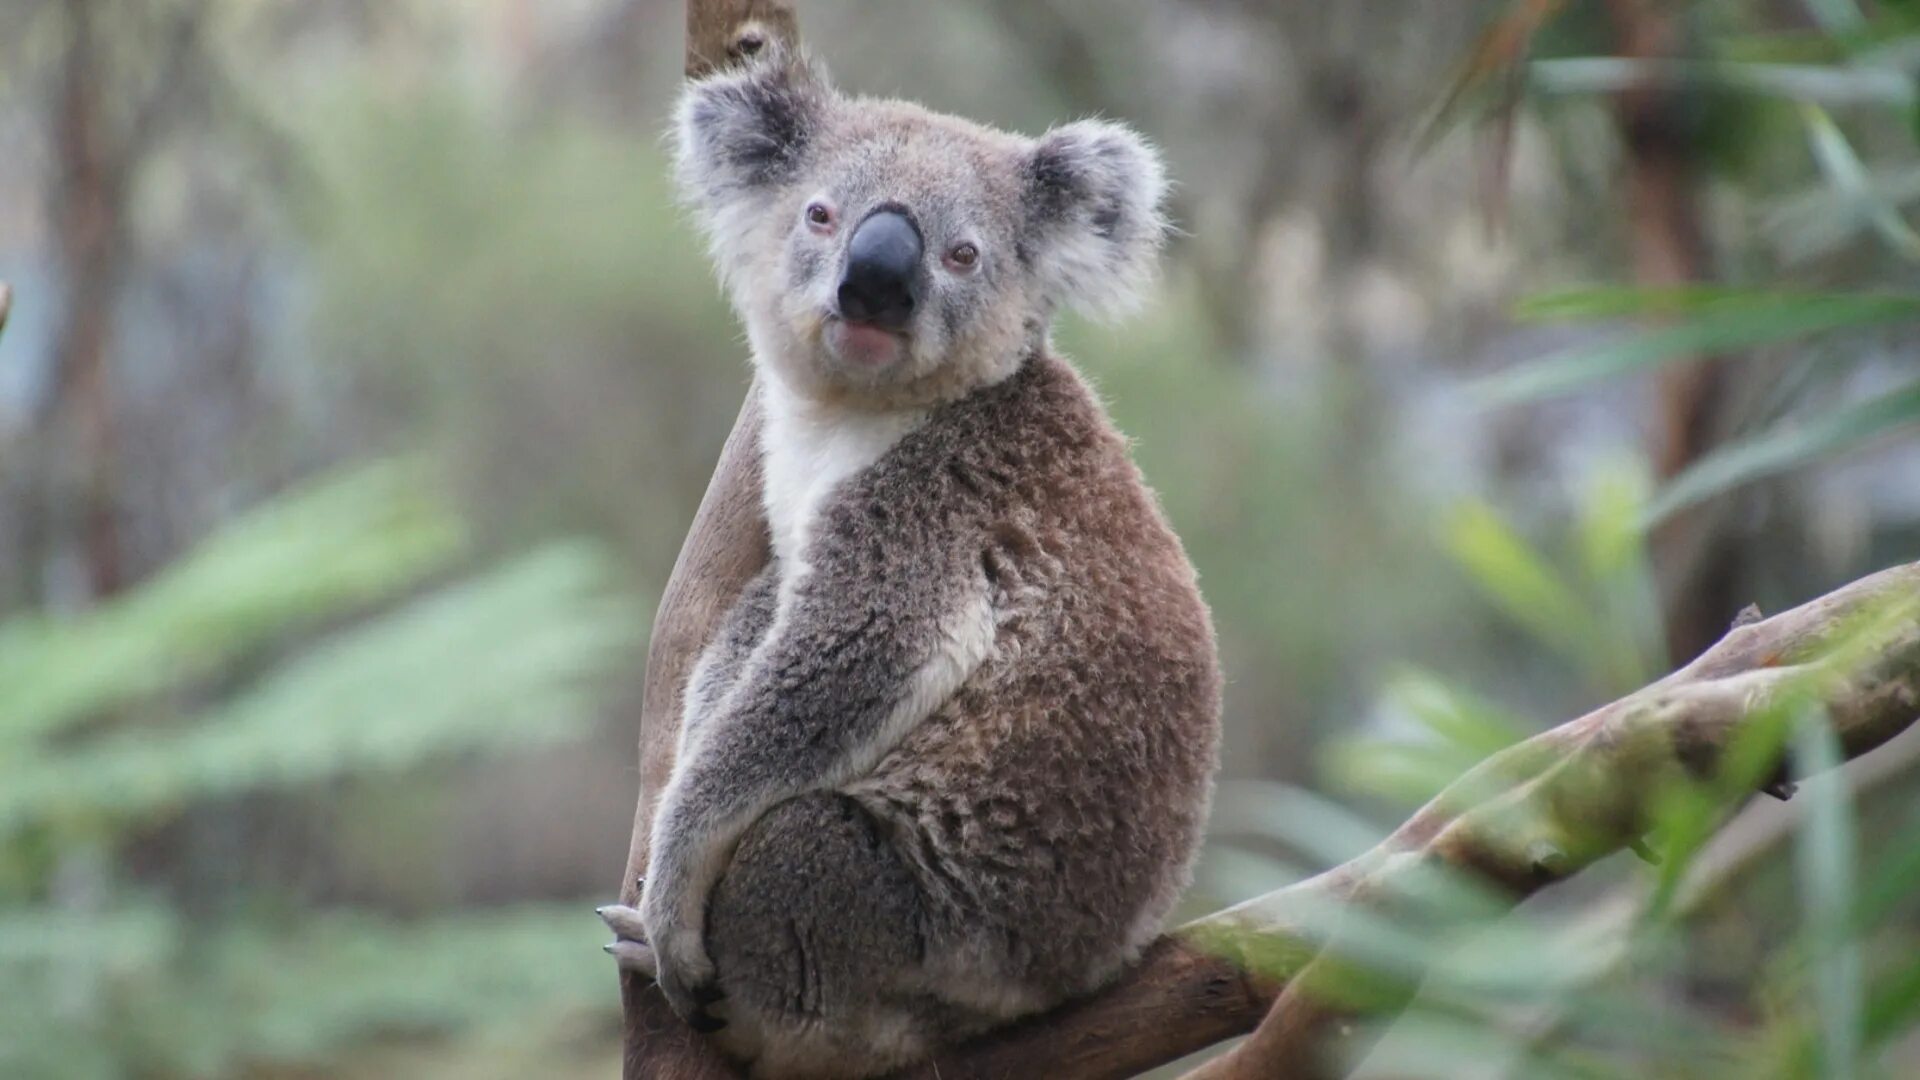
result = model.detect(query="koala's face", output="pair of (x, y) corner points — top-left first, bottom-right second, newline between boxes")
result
(675, 52), (1168, 407)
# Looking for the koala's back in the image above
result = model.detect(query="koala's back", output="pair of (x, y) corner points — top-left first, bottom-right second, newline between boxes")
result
(831, 350), (1222, 1009)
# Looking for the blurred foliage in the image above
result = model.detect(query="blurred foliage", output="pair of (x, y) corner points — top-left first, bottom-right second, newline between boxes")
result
(1196, 4), (1920, 1072)
(1208, 480), (1920, 1079)
(0, 0), (1915, 1077)
(0, 462), (635, 1077)
(1463, 2), (1920, 526)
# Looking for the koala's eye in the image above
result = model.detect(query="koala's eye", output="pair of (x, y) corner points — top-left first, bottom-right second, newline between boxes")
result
(946, 243), (980, 271)
(805, 203), (835, 232)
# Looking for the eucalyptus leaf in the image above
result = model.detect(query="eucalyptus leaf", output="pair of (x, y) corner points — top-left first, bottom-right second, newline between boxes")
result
(1643, 378), (1920, 523)
(1480, 294), (1920, 405)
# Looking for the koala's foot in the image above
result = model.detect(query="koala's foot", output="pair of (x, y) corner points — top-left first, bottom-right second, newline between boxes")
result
(598, 905), (656, 978)
(599, 904), (729, 1033)
(661, 969), (730, 1034)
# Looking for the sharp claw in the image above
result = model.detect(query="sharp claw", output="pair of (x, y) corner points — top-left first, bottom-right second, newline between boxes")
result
(603, 943), (616, 954)
(688, 1008), (728, 1034)
(606, 939), (658, 979)
(1763, 779), (1798, 801)
(597, 905), (649, 941)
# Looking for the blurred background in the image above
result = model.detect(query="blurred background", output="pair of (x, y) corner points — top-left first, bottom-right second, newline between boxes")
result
(1, 1), (1917, 1077)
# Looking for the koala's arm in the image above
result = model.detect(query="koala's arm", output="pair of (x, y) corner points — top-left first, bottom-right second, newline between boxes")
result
(675, 563), (781, 758)
(642, 542), (994, 988)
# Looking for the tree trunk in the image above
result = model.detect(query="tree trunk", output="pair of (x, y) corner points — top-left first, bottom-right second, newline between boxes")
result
(617, 10), (793, 1078)
(1603, 0), (1739, 665)
(48, 0), (129, 603)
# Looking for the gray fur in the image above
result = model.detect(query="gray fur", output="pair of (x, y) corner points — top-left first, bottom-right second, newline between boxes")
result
(677, 564), (782, 756)
(613, 49), (1220, 1080)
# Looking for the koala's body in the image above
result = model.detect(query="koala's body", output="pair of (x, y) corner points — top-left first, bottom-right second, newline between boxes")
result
(601, 50), (1221, 1080)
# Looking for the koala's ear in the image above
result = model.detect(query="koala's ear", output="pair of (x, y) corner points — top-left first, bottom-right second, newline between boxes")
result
(1022, 120), (1170, 318)
(673, 47), (832, 236)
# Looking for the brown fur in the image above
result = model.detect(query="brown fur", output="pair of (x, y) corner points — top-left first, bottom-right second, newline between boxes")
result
(605, 49), (1219, 1080)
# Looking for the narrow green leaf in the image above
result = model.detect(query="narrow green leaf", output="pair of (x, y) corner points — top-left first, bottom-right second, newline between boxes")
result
(1528, 58), (1917, 109)
(1443, 502), (1604, 678)
(1853, 801), (1920, 930)
(1382, 667), (1530, 759)
(1512, 285), (1877, 321)
(1209, 780), (1386, 868)
(1320, 733), (1478, 805)
(1478, 294), (1920, 405)
(1792, 704), (1863, 1080)
(1801, 103), (1920, 260)
(1573, 462), (1664, 691)
(1643, 378), (1920, 524)
(1864, 954), (1920, 1047)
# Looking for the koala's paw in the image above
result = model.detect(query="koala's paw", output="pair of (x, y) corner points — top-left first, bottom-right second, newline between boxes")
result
(597, 905), (657, 979)
(641, 905), (726, 1033)
(659, 963), (729, 1034)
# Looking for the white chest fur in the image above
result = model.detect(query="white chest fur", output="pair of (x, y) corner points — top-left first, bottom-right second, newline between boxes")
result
(758, 376), (925, 567)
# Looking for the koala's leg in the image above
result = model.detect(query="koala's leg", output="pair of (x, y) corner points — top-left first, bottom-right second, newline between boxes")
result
(705, 792), (979, 1080)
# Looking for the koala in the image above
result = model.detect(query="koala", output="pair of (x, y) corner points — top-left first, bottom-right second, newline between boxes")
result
(599, 48), (1221, 1080)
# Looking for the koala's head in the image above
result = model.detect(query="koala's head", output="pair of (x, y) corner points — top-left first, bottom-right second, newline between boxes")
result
(674, 49), (1168, 407)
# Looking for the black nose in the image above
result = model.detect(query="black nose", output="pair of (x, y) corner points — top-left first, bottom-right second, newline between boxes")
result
(838, 209), (921, 331)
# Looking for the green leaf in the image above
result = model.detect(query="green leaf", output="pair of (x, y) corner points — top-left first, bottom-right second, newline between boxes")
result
(0, 543), (634, 838)
(1321, 733), (1481, 805)
(1644, 378), (1920, 523)
(1480, 293), (1920, 405)
(1209, 780), (1386, 868)
(1442, 502), (1602, 676)
(1382, 667), (1530, 760)
(1527, 58), (1917, 109)
(1573, 462), (1664, 690)
(0, 460), (466, 745)
(1853, 800), (1920, 930)
(1801, 103), (1920, 260)
(0, 904), (619, 1078)
(1864, 953), (1920, 1048)
(1511, 285), (1875, 321)
(1792, 704), (1863, 1080)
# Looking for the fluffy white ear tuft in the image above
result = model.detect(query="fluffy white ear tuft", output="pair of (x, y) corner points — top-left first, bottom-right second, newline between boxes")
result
(1021, 120), (1170, 319)
(672, 47), (833, 279)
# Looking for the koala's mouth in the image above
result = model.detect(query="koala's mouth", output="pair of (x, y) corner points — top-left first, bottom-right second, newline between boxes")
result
(823, 314), (908, 371)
